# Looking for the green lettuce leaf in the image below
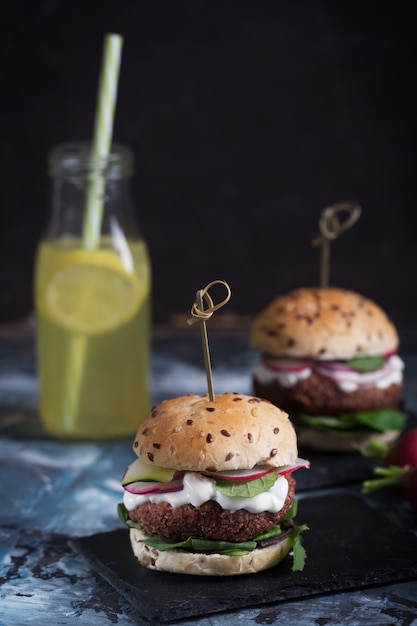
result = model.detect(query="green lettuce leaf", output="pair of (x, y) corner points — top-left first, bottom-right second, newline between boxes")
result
(254, 522), (309, 572)
(345, 355), (386, 371)
(145, 534), (257, 555)
(296, 408), (406, 435)
(117, 502), (142, 530)
(290, 524), (309, 572)
(253, 525), (285, 543)
(279, 497), (298, 523)
(296, 413), (361, 434)
(214, 471), (278, 497)
(352, 408), (406, 432)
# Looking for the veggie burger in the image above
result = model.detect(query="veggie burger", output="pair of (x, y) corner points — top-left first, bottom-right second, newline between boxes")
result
(251, 287), (406, 451)
(118, 392), (309, 576)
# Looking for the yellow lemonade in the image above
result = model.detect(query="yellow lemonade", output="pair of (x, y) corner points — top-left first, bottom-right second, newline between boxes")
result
(35, 237), (151, 438)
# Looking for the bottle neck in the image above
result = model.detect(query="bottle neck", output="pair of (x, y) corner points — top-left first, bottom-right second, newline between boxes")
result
(44, 141), (140, 243)
(48, 141), (134, 180)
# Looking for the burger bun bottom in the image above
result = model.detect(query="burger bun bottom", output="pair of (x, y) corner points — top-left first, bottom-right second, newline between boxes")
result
(297, 426), (400, 452)
(129, 528), (293, 576)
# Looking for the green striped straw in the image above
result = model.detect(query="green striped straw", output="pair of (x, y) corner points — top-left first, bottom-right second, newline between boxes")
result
(83, 33), (124, 249)
(62, 33), (124, 432)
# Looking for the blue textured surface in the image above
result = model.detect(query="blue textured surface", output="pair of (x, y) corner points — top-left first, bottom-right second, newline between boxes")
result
(1, 327), (417, 625)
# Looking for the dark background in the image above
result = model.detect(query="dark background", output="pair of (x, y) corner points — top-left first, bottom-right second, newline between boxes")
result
(1, 1), (416, 327)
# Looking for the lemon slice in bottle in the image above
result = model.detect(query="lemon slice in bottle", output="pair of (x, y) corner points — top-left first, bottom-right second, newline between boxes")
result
(40, 248), (145, 335)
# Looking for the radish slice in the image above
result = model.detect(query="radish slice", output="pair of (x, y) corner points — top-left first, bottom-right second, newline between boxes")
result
(202, 466), (276, 481)
(156, 477), (185, 493)
(202, 458), (310, 482)
(277, 457), (311, 475)
(124, 481), (162, 495)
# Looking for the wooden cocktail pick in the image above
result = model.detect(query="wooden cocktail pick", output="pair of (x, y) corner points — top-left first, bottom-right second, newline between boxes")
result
(187, 280), (232, 401)
(312, 200), (362, 287)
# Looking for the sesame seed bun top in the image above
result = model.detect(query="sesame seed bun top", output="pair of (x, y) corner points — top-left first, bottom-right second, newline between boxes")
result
(250, 287), (399, 361)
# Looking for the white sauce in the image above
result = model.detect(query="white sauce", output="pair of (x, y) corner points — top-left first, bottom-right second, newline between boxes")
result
(123, 471), (289, 514)
(254, 354), (404, 393)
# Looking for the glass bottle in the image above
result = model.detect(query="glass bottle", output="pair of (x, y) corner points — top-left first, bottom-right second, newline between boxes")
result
(34, 141), (151, 438)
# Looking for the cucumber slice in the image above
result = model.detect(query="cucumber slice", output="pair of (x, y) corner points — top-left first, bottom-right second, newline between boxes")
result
(122, 457), (176, 486)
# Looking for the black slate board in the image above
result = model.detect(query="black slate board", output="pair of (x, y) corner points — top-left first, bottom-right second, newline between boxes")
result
(72, 493), (417, 623)
(294, 449), (375, 491)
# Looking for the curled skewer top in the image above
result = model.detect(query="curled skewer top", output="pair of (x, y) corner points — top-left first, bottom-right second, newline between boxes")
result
(312, 200), (361, 287)
(188, 280), (232, 325)
(312, 200), (361, 246)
